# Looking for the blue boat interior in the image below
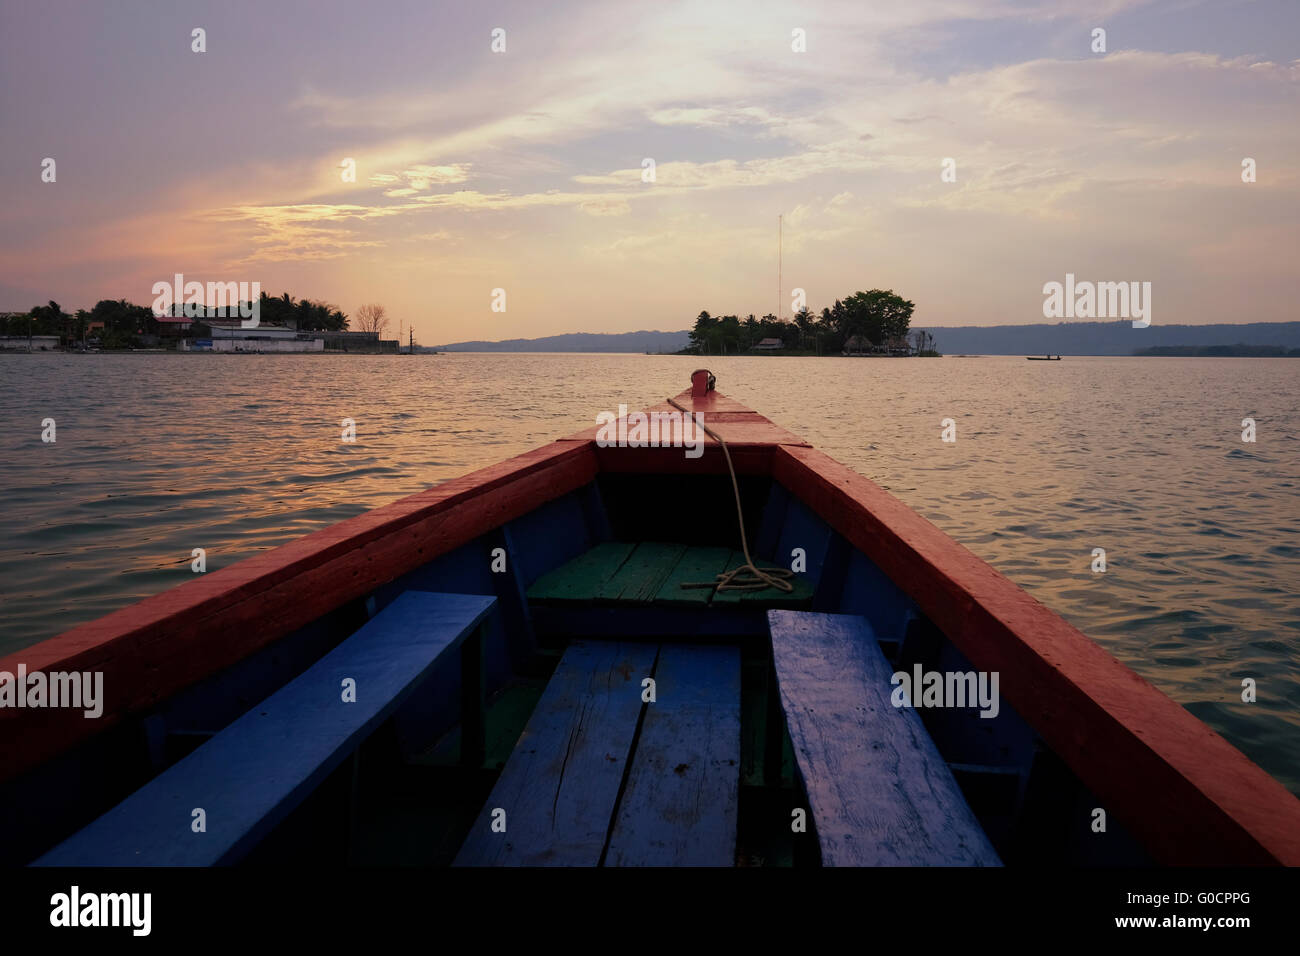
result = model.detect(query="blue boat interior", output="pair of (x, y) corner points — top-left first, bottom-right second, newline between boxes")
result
(6, 472), (1154, 866)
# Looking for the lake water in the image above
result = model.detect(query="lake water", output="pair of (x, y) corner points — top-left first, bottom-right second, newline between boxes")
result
(1, 353), (1297, 792)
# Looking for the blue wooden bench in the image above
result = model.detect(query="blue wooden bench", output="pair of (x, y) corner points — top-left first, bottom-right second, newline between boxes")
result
(454, 641), (741, 866)
(35, 591), (496, 867)
(767, 610), (1001, 866)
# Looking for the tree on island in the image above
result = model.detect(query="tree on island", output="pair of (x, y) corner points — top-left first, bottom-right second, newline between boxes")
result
(689, 311), (717, 353)
(2, 292), (350, 347)
(687, 289), (916, 355)
(27, 301), (68, 341)
(793, 307), (814, 349)
(839, 290), (914, 346)
(90, 299), (155, 345)
(257, 292), (348, 331)
(354, 303), (390, 336)
(690, 311), (759, 354)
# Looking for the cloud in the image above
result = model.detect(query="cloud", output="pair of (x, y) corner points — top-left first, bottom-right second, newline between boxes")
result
(579, 198), (631, 216)
(647, 105), (781, 129)
(369, 163), (472, 195)
(400, 164), (472, 188)
(3, 0), (1295, 335)
(198, 203), (405, 264)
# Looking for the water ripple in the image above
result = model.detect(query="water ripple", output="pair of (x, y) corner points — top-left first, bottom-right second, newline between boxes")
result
(0, 352), (1296, 792)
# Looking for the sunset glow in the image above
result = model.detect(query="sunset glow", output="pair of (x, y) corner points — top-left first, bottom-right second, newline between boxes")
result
(3, 0), (1297, 341)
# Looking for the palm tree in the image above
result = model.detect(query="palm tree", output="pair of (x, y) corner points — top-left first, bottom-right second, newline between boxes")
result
(719, 314), (742, 354)
(793, 308), (814, 350)
(690, 311), (717, 354)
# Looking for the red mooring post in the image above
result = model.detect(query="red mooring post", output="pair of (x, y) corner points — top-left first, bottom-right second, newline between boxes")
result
(691, 369), (713, 397)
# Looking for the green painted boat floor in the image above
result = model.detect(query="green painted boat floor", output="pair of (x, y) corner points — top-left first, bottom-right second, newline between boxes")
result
(527, 541), (814, 609)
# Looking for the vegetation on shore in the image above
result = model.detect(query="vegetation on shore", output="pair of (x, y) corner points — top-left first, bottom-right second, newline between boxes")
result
(683, 289), (937, 355)
(1, 293), (349, 350)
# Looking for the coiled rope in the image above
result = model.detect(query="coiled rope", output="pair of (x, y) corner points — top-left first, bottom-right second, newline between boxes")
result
(666, 396), (795, 594)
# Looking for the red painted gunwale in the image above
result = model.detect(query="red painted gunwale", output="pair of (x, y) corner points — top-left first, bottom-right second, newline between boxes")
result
(3, 388), (1298, 866)
(0, 440), (597, 783)
(773, 443), (1300, 866)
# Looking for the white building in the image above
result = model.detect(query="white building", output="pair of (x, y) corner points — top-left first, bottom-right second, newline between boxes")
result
(182, 320), (324, 352)
(0, 335), (61, 351)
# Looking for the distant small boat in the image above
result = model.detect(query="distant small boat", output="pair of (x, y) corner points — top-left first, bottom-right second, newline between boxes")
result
(1026, 355), (1061, 360)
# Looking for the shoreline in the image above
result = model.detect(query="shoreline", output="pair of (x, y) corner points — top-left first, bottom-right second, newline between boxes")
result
(5, 348), (1300, 359)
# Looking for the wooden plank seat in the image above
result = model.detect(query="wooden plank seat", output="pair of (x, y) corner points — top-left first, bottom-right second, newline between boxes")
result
(767, 610), (1001, 866)
(455, 641), (741, 866)
(35, 591), (496, 867)
(527, 541), (814, 609)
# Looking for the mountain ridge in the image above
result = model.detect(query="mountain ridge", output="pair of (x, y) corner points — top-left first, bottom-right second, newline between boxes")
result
(431, 321), (1300, 355)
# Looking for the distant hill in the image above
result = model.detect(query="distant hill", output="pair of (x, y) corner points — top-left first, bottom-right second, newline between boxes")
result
(431, 321), (1300, 355)
(432, 330), (691, 353)
(1134, 344), (1300, 357)
(919, 321), (1300, 356)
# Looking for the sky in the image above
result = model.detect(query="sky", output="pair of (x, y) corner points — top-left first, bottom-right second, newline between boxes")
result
(1, 0), (1297, 341)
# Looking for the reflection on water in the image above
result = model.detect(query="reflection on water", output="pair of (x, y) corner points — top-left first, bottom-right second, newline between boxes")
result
(1, 352), (1296, 791)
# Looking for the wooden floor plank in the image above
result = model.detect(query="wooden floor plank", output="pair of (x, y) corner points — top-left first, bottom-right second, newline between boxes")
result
(711, 556), (814, 608)
(528, 541), (811, 610)
(768, 610), (1001, 866)
(605, 644), (742, 866)
(525, 541), (634, 602)
(453, 641), (658, 866)
(652, 546), (736, 606)
(597, 542), (688, 603)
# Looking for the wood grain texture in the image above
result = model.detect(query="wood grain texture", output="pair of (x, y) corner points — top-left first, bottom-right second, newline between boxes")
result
(597, 542), (688, 603)
(530, 542), (812, 609)
(604, 644), (741, 866)
(652, 546), (735, 606)
(525, 541), (633, 602)
(773, 443), (1300, 865)
(564, 388), (810, 477)
(1, 441), (596, 784)
(15, 380), (1300, 869)
(35, 592), (496, 866)
(709, 554), (815, 608)
(454, 641), (657, 866)
(768, 610), (1000, 867)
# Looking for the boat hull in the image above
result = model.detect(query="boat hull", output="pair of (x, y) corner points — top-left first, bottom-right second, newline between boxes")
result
(3, 389), (1297, 866)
